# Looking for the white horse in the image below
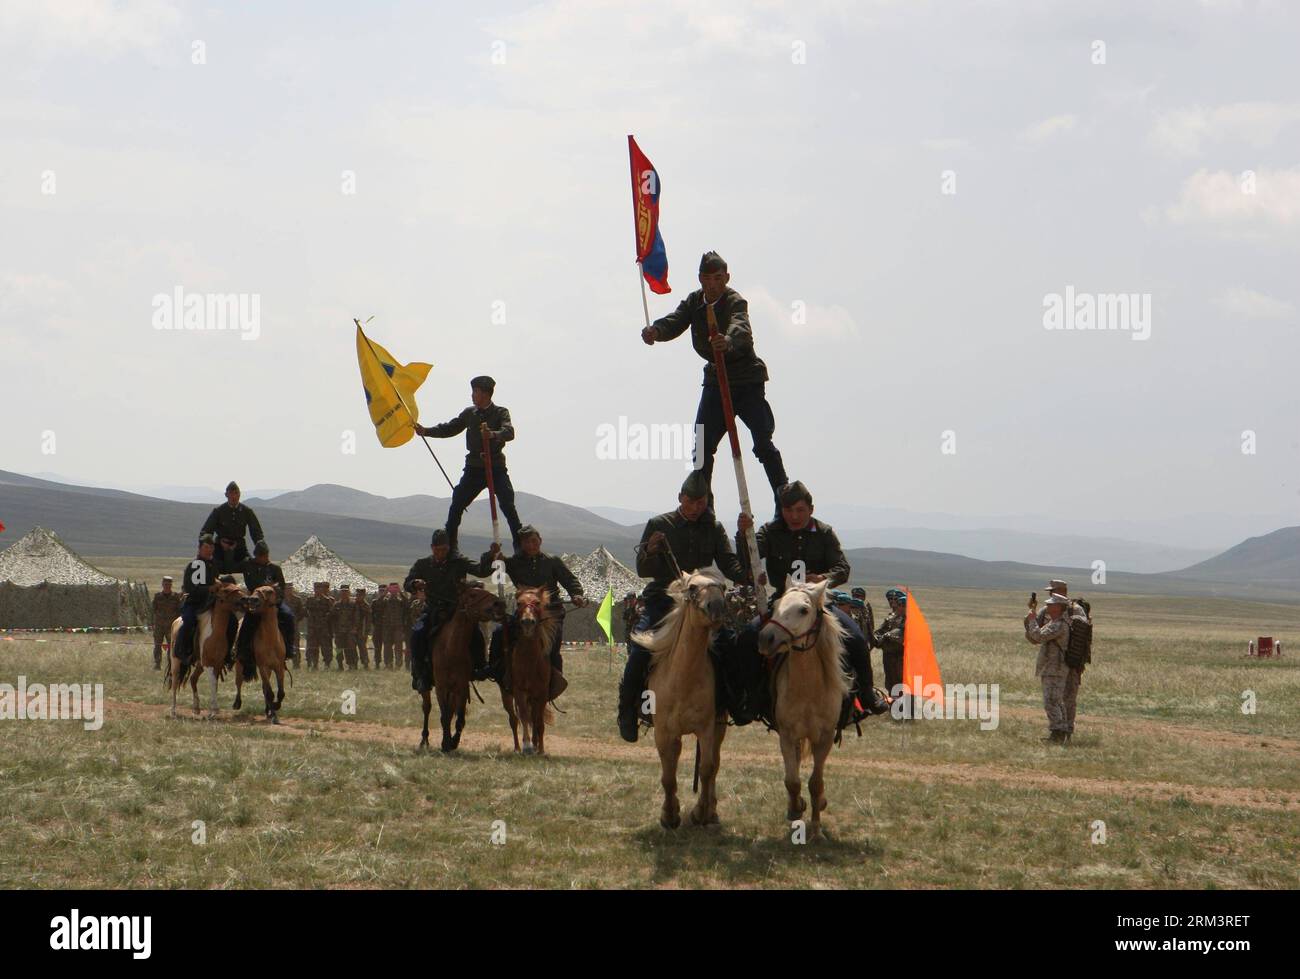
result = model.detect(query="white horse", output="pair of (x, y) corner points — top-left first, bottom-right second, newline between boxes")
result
(759, 579), (851, 838)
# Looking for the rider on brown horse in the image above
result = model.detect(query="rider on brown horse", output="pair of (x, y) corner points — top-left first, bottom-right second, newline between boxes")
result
(231, 540), (295, 676)
(482, 524), (586, 701)
(404, 529), (493, 692)
(617, 469), (748, 742)
(173, 533), (237, 672)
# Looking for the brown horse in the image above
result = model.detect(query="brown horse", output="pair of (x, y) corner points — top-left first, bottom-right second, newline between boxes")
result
(759, 579), (851, 838)
(234, 585), (291, 724)
(499, 586), (557, 755)
(421, 583), (504, 753)
(632, 568), (729, 829)
(167, 580), (244, 719)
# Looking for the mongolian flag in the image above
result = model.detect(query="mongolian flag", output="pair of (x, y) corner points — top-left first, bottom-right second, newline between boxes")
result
(355, 323), (432, 448)
(627, 135), (670, 294)
(902, 589), (944, 710)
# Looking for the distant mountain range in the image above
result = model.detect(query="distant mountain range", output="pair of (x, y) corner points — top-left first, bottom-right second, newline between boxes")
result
(2, 470), (1297, 602)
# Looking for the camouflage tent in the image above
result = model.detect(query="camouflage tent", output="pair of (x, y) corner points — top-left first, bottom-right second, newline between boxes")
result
(282, 535), (380, 595)
(0, 527), (150, 628)
(556, 546), (649, 643)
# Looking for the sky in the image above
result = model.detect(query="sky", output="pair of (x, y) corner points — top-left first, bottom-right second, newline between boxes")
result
(2, 0), (1299, 543)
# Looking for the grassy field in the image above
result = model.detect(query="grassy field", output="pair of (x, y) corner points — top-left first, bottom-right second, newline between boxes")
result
(2, 583), (1298, 889)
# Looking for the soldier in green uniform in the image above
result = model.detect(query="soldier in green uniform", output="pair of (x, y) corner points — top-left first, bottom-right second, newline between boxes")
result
(356, 588), (373, 669)
(1024, 592), (1071, 743)
(617, 470), (748, 742)
(281, 582), (305, 666)
(304, 581), (334, 670)
(200, 481), (266, 574)
(640, 251), (789, 517)
(414, 376), (524, 554)
(482, 524), (586, 700)
(330, 585), (361, 670)
(150, 576), (183, 670)
(732, 480), (889, 724)
(873, 588), (908, 705)
(404, 580), (425, 670)
(404, 529), (494, 693)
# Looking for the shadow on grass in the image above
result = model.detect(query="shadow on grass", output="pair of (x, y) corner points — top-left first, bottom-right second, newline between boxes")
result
(629, 819), (885, 887)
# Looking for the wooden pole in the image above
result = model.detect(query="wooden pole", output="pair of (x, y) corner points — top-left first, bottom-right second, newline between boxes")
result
(480, 426), (506, 599)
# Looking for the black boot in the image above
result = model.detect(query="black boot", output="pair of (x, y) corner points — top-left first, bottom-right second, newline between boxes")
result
(617, 682), (641, 743)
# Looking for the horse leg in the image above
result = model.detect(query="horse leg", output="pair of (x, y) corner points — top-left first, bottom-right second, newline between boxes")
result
(232, 661), (243, 711)
(419, 690), (432, 751)
(190, 665), (201, 715)
(533, 697), (546, 756)
(808, 735), (833, 838)
(275, 664), (285, 709)
(519, 693), (534, 755)
(654, 729), (683, 829)
(170, 658), (180, 719)
(502, 688), (520, 752)
(208, 666), (219, 719)
(261, 667), (277, 724)
(452, 694), (466, 751)
(694, 719), (726, 826)
(437, 688), (455, 753)
(781, 733), (806, 822)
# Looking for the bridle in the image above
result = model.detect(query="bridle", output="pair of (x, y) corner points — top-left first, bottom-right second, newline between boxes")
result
(762, 601), (826, 653)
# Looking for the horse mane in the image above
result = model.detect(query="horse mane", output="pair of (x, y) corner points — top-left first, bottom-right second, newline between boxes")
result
(637, 568), (725, 668)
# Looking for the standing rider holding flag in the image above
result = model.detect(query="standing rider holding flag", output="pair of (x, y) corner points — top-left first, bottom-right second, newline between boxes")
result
(641, 251), (789, 519)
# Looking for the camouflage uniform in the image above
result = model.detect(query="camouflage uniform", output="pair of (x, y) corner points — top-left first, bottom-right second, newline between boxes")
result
(1025, 607), (1071, 737)
(403, 592), (424, 669)
(620, 598), (639, 644)
(150, 584), (183, 668)
(356, 591), (372, 668)
(330, 591), (362, 670)
(304, 585), (335, 669)
(874, 607), (906, 695)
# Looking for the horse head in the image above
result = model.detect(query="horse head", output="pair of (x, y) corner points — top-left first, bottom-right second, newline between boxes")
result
(513, 587), (552, 637)
(760, 578), (830, 656)
(212, 580), (245, 613)
(241, 584), (278, 616)
(458, 581), (505, 623)
(670, 568), (728, 630)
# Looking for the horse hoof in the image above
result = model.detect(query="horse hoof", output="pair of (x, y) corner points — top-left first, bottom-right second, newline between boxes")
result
(417, 740), (429, 753)
(270, 714), (280, 725)
(660, 812), (681, 830)
(688, 808), (706, 826)
(522, 745), (535, 756)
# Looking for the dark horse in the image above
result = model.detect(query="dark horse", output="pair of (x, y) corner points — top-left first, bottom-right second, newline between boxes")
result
(420, 583), (504, 753)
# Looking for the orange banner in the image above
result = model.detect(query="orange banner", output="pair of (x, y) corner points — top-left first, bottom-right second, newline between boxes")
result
(902, 589), (944, 707)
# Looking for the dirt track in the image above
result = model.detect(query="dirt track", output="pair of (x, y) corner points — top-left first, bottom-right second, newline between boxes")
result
(106, 698), (1300, 814)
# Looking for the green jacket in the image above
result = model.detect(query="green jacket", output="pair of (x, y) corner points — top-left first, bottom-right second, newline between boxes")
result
(737, 518), (850, 598)
(651, 287), (769, 388)
(424, 403), (514, 469)
(636, 509), (746, 601)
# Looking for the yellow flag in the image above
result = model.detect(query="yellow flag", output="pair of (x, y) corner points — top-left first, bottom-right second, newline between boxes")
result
(595, 587), (615, 646)
(356, 324), (432, 447)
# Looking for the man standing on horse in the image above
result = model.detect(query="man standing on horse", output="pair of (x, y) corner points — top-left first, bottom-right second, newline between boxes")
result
(414, 375), (524, 555)
(201, 481), (266, 574)
(617, 470), (748, 743)
(640, 251), (789, 517)
(732, 480), (889, 724)
(404, 529), (493, 693)
(173, 533), (237, 672)
(231, 540), (295, 675)
(483, 524), (586, 701)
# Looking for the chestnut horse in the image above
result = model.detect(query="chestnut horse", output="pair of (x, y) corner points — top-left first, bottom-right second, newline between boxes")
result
(499, 586), (557, 755)
(167, 580), (243, 719)
(631, 568), (729, 829)
(759, 579), (851, 838)
(234, 585), (291, 724)
(420, 584), (504, 753)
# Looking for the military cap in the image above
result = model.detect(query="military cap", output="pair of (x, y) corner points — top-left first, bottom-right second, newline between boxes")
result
(315, 581), (328, 589)
(1045, 579), (1068, 596)
(162, 576), (174, 583)
(409, 578), (427, 590)
(253, 540), (269, 556)
(885, 588), (907, 603)
(1045, 593), (1069, 607)
(198, 532), (216, 546)
(777, 480), (813, 508)
(680, 469), (709, 500)
(828, 590), (854, 605)
(225, 481), (240, 493)
(699, 250), (727, 273)
(851, 587), (866, 598)
(517, 524), (541, 540)
(339, 584), (351, 592)
(470, 374), (495, 393)
(431, 529), (450, 547)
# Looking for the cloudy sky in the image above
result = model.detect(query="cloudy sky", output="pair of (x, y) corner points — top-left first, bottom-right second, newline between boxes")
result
(2, 0), (1298, 540)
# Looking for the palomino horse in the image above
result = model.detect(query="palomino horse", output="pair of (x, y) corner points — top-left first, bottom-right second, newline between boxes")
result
(421, 583), (504, 753)
(499, 586), (557, 755)
(234, 585), (290, 724)
(759, 579), (851, 838)
(167, 580), (244, 719)
(632, 568), (729, 829)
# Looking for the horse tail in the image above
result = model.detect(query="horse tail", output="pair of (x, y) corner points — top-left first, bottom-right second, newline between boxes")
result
(285, 666), (294, 688)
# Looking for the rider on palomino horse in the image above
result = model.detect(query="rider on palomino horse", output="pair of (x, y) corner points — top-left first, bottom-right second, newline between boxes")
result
(482, 524), (586, 701)
(231, 539), (295, 680)
(404, 529), (493, 693)
(617, 469), (748, 742)
(173, 532), (237, 674)
(728, 480), (890, 726)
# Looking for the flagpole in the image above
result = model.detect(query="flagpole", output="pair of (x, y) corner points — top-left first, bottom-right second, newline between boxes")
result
(638, 262), (651, 330)
(705, 303), (767, 603)
(355, 318), (455, 492)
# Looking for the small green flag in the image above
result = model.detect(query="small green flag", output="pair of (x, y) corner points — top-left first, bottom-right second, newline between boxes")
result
(595, 586), (615, 645)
